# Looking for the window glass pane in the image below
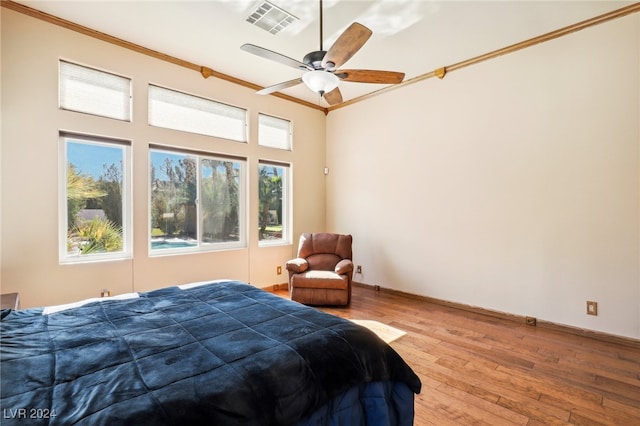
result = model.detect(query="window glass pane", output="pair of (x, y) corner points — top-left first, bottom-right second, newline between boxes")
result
(149, 85), (247, 142)
(258, 114), (291, 150)
(201, 159), (241, 244)
(258, 162), (288, 243)
(59, 60), (131, 121)
(63, 136), (129, 261)
(150, 151), (198, 250)
(150, 148), (245, 253)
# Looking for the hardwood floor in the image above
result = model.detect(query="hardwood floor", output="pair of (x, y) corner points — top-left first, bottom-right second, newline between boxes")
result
(272, 285), (640, 425)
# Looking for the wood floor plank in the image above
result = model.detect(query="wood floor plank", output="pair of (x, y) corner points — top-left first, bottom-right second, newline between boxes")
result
(540, 393), (639, 426)
(436, 382), (530, 425)
(496, 394), (571, 424)
(271, 286), (640, 425)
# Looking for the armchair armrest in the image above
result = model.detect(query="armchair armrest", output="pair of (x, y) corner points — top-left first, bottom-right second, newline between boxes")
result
(285, 258), (309, 274)
(335, 259), (354, 275)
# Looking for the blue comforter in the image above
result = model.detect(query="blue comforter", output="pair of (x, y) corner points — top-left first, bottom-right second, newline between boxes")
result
(1, 281), (421, 425)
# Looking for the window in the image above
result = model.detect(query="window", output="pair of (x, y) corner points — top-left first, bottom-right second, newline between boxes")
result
(60, 133), (131, 262)
(148, 85), (247, 142)
(258, 113), (291, 150)
(59, 60), (131, 121)
(150, 148), (245, 253)
(258, 161), (290, 244)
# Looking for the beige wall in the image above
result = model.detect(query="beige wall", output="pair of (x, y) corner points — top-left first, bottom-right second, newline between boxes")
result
(1, 9), (327, 307)
(326, 14), (640, 339)
(2, 6), (639, 340)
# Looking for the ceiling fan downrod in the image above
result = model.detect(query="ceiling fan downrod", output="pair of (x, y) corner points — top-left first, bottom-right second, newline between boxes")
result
(304, 0), (330, 70)
(319, 0), (323, 52)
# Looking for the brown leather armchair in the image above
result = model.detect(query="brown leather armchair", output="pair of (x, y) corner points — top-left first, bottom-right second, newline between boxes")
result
(285, 233), (353, 306)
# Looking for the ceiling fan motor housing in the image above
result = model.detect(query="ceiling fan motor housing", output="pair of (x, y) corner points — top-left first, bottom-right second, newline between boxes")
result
(303, 50), (331, 70)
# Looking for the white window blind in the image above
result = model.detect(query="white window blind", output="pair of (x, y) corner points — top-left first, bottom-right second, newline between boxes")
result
(59, 60), (131, 121)
(258, 113), (291, 150)
(148, 85), (247, 142)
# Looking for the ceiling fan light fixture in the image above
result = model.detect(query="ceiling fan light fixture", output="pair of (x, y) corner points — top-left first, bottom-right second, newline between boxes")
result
(302, 70), (339, 94)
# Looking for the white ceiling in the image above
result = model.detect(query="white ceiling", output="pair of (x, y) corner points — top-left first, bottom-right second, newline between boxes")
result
(16, 0), (634, 106)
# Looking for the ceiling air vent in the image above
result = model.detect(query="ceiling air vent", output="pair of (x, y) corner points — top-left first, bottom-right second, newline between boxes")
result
(246, 1), (299, 35)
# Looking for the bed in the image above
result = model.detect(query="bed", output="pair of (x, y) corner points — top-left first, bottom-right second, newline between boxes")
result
(0, 280), (421, 425)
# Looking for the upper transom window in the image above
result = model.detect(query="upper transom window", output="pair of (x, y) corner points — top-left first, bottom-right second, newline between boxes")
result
(258, 113), (292, 150)
(148, 85), (247, 142)
(59, 60), (131, 121)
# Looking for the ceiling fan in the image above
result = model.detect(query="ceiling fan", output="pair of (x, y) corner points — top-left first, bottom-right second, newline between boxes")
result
(241, 0), (405, 105)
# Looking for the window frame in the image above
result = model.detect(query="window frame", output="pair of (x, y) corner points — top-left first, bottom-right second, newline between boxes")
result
(59, 132), (132, 264)
(258, 160), (291, 247)
(149, 146), (247, 256)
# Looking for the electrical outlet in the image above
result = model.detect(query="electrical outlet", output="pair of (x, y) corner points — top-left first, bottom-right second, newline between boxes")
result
(277, 266), (282, 275)
(525, 316), (537, 326)
(356, 265), (362, 274)
(586, 301), (598, 316)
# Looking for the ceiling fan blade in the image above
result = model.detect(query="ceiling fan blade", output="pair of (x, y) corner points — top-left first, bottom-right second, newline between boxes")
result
(336, 69), (405, 84)
(256, 78), (303, 95)
(323, 87), (343, 105)
(321, 22), (372, 70)
(241, 44), (311, 70)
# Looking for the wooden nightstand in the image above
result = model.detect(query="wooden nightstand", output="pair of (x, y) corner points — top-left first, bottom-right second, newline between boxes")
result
(1, 292), (20, 310)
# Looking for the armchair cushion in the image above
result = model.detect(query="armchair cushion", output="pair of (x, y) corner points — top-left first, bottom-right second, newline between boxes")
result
(307, 254), (341, 271)
(298, 233), (352, 260)
(291, 271), (348, 290)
